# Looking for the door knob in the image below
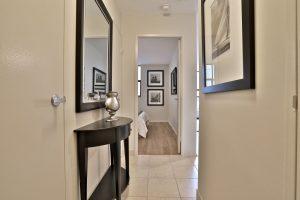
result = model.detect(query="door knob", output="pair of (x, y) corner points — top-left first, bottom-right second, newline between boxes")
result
(51, 94), (66, 107)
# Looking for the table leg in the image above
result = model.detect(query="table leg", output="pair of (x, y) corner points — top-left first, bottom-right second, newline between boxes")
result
(110, 144), (115, 166)
(124, 138), (130, 182)
(115, 140), (121, 200)
(78, 136), (88, 200)
(110, 143), (117, 198)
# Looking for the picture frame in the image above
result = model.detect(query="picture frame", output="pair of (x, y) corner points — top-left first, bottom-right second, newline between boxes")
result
(171, 67), (177, 95)
(147, 70), (164, 87)
(147, 89), (164, 106)
(93, 67), (107, 94)
(201, 0), (255, 94)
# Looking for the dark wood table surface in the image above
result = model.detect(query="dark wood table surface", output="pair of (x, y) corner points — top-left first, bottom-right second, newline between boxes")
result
(74, 117), (133, 200)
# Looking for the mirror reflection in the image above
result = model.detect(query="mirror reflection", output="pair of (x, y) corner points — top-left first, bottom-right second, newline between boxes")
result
(83, 0), (109, 103)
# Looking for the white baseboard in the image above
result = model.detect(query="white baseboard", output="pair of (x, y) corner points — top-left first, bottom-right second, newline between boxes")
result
(168, 121), (178, 135)
(149, 120), (169, 123)
(197, 189), (204, 200)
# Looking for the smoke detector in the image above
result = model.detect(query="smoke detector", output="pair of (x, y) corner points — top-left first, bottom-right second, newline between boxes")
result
(161, 3), (171, 17)
(161, 3), (170, 11)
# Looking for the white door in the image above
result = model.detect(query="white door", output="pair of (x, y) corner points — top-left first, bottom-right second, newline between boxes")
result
(0, 1), (66, 200)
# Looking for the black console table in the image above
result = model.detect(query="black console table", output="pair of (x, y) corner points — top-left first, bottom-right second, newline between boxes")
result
(74, 117), (133, 200)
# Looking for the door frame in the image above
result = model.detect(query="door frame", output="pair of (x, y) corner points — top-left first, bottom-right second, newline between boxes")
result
(297, 0), (300, 199)
(289, 0), (299, 199)
(134, 35), (183, 155)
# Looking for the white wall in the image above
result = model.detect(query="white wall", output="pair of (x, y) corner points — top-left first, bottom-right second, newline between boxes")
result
(84, 0), (109, 37)
(168, 47), (179, 134)
(197, 0), (297, 199)
(121, 14), (197, 156)
(138, 65), (169, 122)
(64, 0), (123, 199)
(84, 38), (108, 94)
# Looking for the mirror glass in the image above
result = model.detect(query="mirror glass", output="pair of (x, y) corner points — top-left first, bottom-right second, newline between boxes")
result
(82, 0), (109, 103)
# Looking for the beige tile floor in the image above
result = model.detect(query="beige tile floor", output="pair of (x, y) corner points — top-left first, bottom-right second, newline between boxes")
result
(123, 155), (198, 200)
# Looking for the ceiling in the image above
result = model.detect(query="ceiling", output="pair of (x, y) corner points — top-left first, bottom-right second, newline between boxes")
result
(116, 0), (197, 15)
(138, 37), (178, 65)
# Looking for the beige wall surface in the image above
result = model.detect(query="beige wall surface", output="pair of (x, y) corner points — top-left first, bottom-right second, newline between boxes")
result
(121, 14), (197, 155)
(64, 0), (123, 199)
(197, 0), (297, 200)
(168, 47), (179, 134)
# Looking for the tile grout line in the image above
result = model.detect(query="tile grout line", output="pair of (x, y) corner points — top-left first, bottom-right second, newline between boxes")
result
(129, 155), (198, 200)
(147, 157), (150, 199)
(171, 160), (182, 198)
(145, 177), (149, 199)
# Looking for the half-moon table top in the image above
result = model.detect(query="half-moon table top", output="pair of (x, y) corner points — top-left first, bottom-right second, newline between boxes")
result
(74, 117), (133, 134)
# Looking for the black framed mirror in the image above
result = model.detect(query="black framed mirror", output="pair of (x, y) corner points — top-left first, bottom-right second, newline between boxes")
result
(76, 0), (113, 112)
(201, 0), (255, 94)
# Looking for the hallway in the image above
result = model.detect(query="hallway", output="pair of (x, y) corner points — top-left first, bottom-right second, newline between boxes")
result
(139, 122), (178, 155)
(124, 155), (198, 199)
(1, 0), (296, 199)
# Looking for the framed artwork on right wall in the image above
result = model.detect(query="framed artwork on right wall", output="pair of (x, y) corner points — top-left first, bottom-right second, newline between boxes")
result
(201, 0), (255, 94)
(171, 67), (177, 95)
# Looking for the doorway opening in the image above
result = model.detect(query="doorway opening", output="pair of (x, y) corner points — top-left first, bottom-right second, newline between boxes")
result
(136, 36), (182, 155)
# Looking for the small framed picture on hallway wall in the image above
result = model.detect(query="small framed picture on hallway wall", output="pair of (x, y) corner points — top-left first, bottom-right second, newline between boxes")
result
(147, 89), (164, 106)
(201, 0), (255, 94)
(171, 67), (177, 95)
(147, 70), (164, 87)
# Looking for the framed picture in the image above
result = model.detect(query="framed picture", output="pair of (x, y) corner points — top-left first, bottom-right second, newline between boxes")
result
(147, 89), (164, 106)
(147, 70), (164, 87)
(93, 67), (106, 94)
(171, 67), (177, 95)
(201, 0), (255, 94)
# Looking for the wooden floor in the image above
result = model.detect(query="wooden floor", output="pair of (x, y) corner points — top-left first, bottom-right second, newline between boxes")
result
(138, 122), (179, 155)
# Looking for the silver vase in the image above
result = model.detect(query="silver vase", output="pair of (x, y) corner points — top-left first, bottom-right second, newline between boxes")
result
(105, 92), (120, 122)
